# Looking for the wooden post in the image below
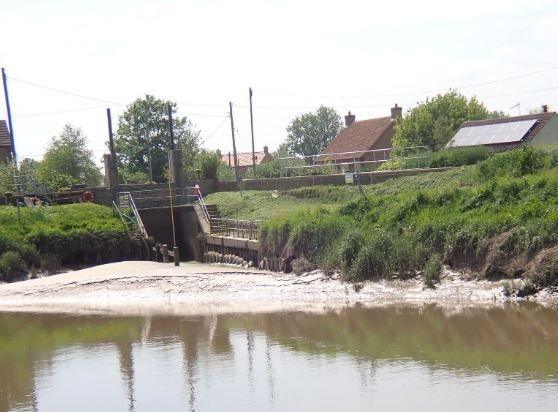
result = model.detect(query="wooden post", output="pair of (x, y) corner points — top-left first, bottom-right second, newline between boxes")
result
(106, 108), (119, 186)
(1, 68), (16, 163)
(229, 102), (239, 182)
(161, 244), (169, 263)
(168, 104), (175, 150)
(249, 87), (256, 178)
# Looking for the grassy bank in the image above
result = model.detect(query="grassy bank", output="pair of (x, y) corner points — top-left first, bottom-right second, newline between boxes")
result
(0, 203), (142, 282)
(223, 146), (558, 294)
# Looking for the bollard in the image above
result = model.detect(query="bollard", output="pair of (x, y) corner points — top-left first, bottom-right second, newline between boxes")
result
(173, 247), (180, 266)
(161, 244), (169, 263)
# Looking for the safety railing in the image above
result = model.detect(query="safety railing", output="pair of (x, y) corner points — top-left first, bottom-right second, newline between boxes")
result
(118, 187), (199, 210)
(193, 185), (211, 224)
(116, 192), (148, 238)
(276, 146), (430, 176)
(210, 218), (259, 240)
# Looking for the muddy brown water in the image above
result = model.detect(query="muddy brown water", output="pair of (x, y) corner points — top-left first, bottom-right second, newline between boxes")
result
(1, 304), (558, 411)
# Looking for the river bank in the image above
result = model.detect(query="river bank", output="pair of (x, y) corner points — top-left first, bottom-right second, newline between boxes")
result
(0, 261), (556, 316)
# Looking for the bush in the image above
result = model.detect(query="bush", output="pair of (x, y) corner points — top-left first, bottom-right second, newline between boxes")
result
(423, 254), (442, 288)
(430, 146), (490, 167)
(291, 256), (315, 275)
(195, 150), (221, 180)
(0, 251), (26, 282)
(478, 146), (547, 178)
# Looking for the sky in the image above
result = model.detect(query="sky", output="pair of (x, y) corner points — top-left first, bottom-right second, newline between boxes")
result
(1, 0), (557, 166)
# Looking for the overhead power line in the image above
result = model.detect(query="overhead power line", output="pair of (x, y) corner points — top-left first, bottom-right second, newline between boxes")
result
(14, 105), (106, 118)
(257, 63), (558, 99)
(8, 76), (124, 106)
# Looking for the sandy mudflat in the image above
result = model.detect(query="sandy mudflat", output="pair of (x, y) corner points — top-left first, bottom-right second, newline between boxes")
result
(0, 261), (555, 315)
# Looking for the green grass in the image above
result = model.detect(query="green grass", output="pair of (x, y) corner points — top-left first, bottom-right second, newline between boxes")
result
(205, 167), (471, 221)
(252, 146), (558, 287)
(205, 190), (343, 220)
(0, 203), (140, 281)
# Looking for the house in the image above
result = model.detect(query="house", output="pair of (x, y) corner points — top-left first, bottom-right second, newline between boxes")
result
(220, 145), (273, 175)
(319, 105), (402, 170)
(0, 120), (13, 163)
(446, 106), (558, 151)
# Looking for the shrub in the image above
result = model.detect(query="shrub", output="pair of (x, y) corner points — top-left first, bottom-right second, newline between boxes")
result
(477, 146), (547, 178)
(0, 251), (26, 282)
(423, 254), (442, 288)
(336, 230), (365, 273)
(430, 146), (490, 167)
(291, 256), (315, 275)
(195, 150), (221, 180)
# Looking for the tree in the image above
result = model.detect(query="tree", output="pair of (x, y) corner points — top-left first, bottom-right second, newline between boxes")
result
(18, 158), (39, 193)
(392, 90), (490, 151)
(114, 95), (201, 183)
(37, 124), (101, 190)
(284, 106), (342, 157)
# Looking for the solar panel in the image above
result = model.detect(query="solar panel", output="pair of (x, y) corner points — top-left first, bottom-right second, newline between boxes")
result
(447, 119), (538, 147)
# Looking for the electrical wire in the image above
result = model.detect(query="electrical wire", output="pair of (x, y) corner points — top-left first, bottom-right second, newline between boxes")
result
(7, 76), (124, 106)
(14, 105), (106, 118)
(256, 63), (558, 99)
(202, 117), (229, 143)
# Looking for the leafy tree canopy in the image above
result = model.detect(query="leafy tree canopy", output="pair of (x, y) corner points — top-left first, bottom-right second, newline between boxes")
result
(392, 90), (490, 151)
(284, 106), (342, 157)
(37, 124), (101, 190)
(114, 94), (201, 183)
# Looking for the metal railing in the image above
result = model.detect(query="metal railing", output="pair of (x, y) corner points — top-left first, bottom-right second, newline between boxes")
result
(194, 185), (211, 224)
(118, 187), (198, 209)
(210, 218), (259, 240)
(276, 146), (430, 176)
(116, 192), (148, 238)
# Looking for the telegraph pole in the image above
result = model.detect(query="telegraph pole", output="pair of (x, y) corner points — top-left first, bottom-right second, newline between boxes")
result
(168, 104), (175, 150)
(1, 67), (16, 163)
(106, 108), (118, 185)
(249, 87), (256, 178)
(167, 103), (179, 265)
(144, 112), (153, 182)
(229, 102), (239, 183)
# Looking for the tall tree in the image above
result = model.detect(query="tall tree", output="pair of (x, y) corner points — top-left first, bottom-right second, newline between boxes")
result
(114, 95), (201, 183)
(392, 90), (490, 151)
(285, 106), (342, 157)
(37, 124), (101, 190)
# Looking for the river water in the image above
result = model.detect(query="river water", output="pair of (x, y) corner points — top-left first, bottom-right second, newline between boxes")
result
(1, 304), (558, 411)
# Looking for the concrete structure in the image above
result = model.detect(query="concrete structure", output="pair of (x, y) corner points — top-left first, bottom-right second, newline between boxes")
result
(220, 146), (273, 175)
(319, 104), (402, 169)
(447, 109), (558, 151)
(0, 120), (12, 163)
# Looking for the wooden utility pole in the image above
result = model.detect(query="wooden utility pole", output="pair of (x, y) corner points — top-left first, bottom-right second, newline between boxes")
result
(249, 87), (256, 178)
(1, 67), (16, 163)
(106, 108), (118, 184)
(229, 102), (239, 182)
(144, 113), (153, 182)
(168, 104), (175, 150)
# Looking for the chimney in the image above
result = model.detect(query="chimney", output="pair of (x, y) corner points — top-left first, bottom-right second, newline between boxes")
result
(542, 104), (549, 113)
(345, 111), (356, 127)
(263, 145), (269, 155)
(391, 104), (402, 120)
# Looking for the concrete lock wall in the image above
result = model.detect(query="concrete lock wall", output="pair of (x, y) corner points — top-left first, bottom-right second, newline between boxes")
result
(138, 205), (203, 261)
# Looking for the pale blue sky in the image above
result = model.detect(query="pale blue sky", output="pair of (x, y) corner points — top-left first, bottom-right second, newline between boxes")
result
(1, 0), (557, 164)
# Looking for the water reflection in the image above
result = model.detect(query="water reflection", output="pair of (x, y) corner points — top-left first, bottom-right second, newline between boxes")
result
(1, 304), (558, 411)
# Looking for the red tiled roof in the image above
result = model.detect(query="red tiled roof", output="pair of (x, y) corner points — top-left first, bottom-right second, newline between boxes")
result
(322, 117), (394, 159)
(220, 151), (271, 167)
(0, 120), (11, 147)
